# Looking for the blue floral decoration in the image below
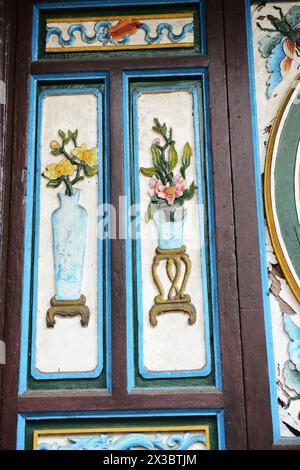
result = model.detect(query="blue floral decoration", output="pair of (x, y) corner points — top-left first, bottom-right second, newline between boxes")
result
(37, 432), (206, 451)
(46, 21), (193, 48)
(283, 314), (300, 394)
(257, 5), (300, 98)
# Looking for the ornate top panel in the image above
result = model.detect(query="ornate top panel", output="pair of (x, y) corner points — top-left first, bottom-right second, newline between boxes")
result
(45, 13), (195, 53)
(33, 1), (204, 59)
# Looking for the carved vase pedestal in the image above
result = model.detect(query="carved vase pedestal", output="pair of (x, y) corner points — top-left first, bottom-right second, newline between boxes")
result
(46, 295), (90, 328)
(149, 245), (196, 327)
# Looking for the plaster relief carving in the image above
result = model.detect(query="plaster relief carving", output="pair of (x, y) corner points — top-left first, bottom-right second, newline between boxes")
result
(251, 1), (300, 437)
(45, 13), (195, 53)
(130, 85), (213, 379)
(42, 130), (98, 327)
(257, 5), (300, 98)
(34, 426), (209, 451)
(139, 119), (197, 327)
(32, 89), (102, 378)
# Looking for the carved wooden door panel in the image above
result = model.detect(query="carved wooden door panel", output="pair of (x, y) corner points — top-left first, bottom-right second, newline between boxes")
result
(0, 0), (248, 450)
(235, 0), (300, 450)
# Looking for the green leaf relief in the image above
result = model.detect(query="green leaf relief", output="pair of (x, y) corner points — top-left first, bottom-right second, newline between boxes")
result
(84, 165), (98, 177)
(58, 129), (66, 140)
(140, 167), (157, 177)
(180, 166), (186, 179)
(145, 203), (153, 222)
(51, 149), (62, 156)
(68, 129), (79, 141)
(63, 137), (71, 146)
(182, 142), (193, 168)
(183, 181), (196, 201)
(168, 144), (178, 171)
(46, 177), (63, 188)
(151, 144), (161, 168)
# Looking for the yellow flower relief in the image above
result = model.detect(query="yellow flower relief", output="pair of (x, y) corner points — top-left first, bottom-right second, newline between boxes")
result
(50, 140), (61, 150)
(44, 159), (77, 180)
(71, 144), (98, 167)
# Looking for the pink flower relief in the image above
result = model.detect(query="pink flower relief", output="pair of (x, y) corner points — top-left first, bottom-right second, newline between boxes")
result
(173, 175), (186, 198)
(157, 185), (177, 205)
(149, 176), (160, 197)
(149, 176), (187, 206)
(157, 180), (185, 206)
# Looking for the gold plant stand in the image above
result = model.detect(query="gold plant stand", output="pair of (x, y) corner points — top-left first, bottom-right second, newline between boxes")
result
(149, 245), (196, 327)
(46, 295), (90, 328)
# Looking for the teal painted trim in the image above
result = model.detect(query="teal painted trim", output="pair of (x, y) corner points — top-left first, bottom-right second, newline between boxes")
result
(16, 414), (26, 451)
(131, 83), (211, 380)
(32, 5), (39, 61)
(30, 87), (103, 381)
(199, 0), (206, 55)
(19, 72), (111, 391)
(217, 410), (226, 450)
(201, 68), (222, 390)
(103, 77), (112, 393)
(18, 408), (224, 419)
(123, 68), (222, 390)
(123, 73), (135, 391)
(97, 88), (105, 381)
(18, 76), (38, 395)
(245, 0), (280, 441)
(16, 408), (225, 450)
(32, 0), (206, 60)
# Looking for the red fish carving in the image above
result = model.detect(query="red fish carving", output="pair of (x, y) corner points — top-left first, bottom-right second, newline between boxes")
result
(106, 18), (144, 40)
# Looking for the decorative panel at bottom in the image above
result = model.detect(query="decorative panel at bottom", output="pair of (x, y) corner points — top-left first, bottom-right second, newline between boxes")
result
(35, 426), (208, 451)
(17, 410), (225, 450)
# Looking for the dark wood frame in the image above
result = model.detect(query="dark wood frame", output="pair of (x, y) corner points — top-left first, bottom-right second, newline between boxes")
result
(0, 0), (17, 444)
(223, 0), (273, 450)
(0, 0), (287, 450)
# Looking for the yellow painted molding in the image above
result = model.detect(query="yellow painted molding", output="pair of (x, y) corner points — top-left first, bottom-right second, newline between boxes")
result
(46, 12), (194, 24)
(45, 43), (194, 53)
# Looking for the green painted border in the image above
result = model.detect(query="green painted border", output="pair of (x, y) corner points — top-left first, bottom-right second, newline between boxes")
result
(38, 4), (201, 60)
(274, 97), (300, 280)
(27, 80), (107, 391)
(129, 78), (215, 388)
(25, 415), (218, 450)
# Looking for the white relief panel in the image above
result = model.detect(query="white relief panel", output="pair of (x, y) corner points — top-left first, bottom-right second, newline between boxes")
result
(251, 1), (300, 437)
(136, 89), (208, 374)
(33, 91), (99, 375)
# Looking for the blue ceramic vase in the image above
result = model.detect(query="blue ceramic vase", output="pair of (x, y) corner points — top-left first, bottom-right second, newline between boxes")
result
(52, 189), (87, 301)
(153, 205), (185, 250)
